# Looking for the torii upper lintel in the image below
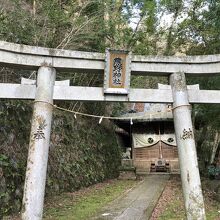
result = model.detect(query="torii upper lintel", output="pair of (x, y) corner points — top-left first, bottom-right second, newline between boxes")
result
(1, 40), (220, 76)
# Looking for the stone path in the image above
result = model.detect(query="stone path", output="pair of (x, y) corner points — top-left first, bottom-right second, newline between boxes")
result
(91, 174), (169, 220)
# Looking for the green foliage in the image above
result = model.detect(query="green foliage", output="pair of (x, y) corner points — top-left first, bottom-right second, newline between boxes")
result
(0, 0), (106, 50)
(0, 100), (121, 215)
(47, 109), (121, 193)
(208, 165), (220, 179)
(0, 101), (31, 215)
(160, 0), (183, 14)
(131, 75), (168, 89)
(0, 153), (24, 215)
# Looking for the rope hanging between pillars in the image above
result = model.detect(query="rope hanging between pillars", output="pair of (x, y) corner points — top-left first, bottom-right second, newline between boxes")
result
(33, 100), (54, 107)
(51, 104), (173, 121)
(171, 104), (192, 111)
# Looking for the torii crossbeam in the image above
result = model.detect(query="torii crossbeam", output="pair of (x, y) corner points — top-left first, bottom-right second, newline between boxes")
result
(0, 41), (220, 220)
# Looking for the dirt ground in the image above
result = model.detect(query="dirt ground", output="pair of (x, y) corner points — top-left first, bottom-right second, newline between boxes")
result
(150, 176), (220, 220)
(150, 176), (183, 220)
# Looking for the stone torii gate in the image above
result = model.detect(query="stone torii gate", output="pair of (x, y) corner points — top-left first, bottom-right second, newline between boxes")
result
(0, 41), (220, 220)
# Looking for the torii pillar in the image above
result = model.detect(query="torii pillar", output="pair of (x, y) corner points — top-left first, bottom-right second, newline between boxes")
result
(21, 66), (56, 220)
(170, 72), (206, 220)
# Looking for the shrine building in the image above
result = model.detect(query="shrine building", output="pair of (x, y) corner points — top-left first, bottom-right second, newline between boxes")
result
(115, 103), (180, 174)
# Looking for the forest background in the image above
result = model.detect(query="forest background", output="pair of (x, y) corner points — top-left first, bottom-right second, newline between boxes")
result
(0, 0), (219, 215)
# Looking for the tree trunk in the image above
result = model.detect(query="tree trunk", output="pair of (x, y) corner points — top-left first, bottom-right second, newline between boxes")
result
(210, 131), (220, 164)
(33, 0), (36, 17)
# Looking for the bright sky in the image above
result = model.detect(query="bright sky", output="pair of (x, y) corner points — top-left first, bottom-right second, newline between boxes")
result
(129, 0), (209, 31)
